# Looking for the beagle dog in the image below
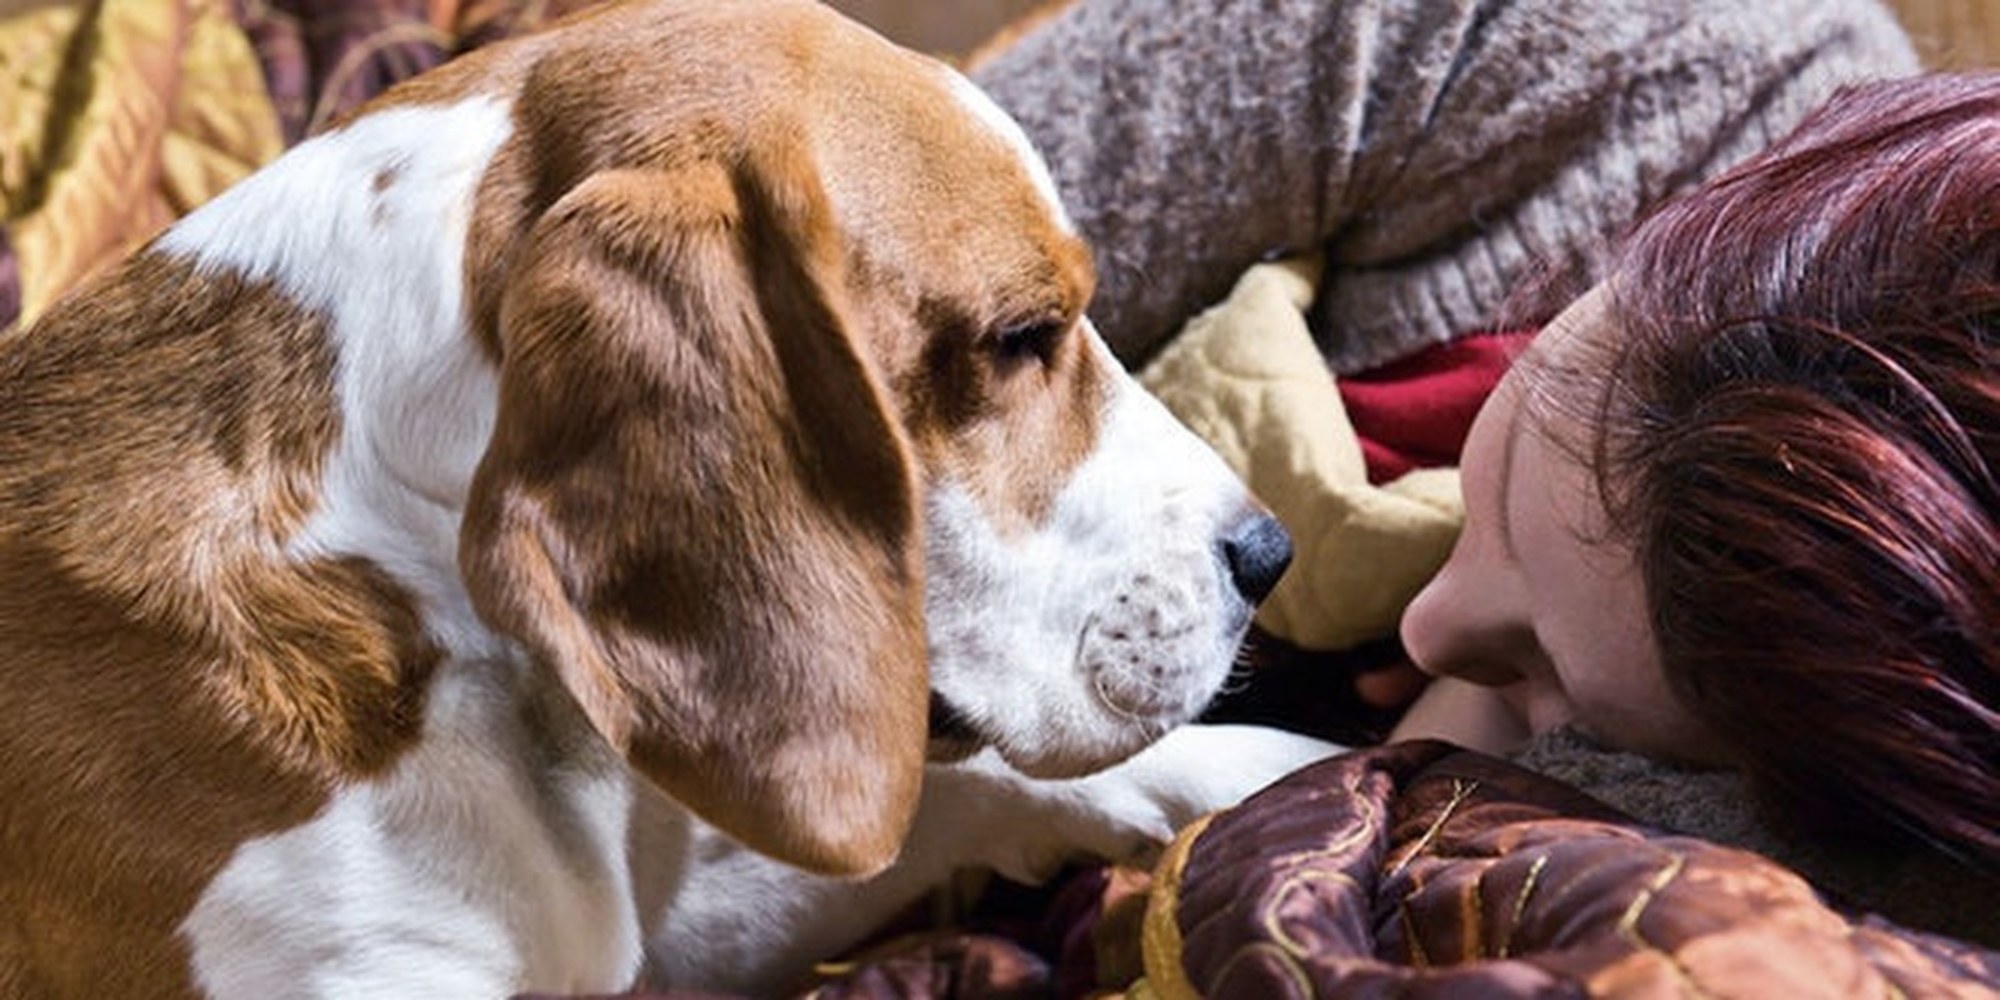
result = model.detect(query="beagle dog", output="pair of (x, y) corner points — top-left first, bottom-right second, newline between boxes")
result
(0, 0), (1335, 996)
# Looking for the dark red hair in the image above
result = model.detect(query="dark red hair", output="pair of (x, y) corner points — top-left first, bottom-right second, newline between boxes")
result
(1551, 75), (1999, 866)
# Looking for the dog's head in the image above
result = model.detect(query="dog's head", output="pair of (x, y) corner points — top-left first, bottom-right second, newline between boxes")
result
(458, 0), (1288, 877)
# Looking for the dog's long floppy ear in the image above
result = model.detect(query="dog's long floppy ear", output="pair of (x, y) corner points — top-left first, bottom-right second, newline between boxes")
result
(461, 149), (927, 876)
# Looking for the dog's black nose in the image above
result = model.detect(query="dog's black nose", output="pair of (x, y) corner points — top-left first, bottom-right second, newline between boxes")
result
(1219, 512), (1292, 604)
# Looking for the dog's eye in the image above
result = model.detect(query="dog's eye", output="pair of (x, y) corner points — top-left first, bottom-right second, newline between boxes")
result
(992, 318), (1066, 366)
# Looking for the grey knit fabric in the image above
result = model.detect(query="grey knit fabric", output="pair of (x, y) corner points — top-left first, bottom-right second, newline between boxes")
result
(972, 0), (1920, 372)
(1516, 727), (2000, 948)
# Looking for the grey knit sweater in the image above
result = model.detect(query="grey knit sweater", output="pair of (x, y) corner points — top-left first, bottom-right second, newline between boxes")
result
(971, 0), (1920, 372)
(1515, 728), (2000, 948)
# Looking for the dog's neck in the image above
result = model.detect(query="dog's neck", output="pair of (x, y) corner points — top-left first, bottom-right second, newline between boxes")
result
(126, 99), (674, 983)
(0, 98), (528, 984)
(157, 97), (518, 661)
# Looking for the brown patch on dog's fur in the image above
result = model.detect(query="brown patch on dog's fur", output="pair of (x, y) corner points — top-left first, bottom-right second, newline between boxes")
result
(0, 254), (437, 995)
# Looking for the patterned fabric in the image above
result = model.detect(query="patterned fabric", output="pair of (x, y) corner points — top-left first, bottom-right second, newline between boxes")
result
(1142, 743), (2000, 998)
(232, 0), (597, 145)
(0, 0), (594, 334)
(234, 0), (450, 145)
(0, 0), (283, 332)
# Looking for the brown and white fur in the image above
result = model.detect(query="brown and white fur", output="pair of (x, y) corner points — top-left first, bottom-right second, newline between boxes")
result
(0, 1), (1335, 996)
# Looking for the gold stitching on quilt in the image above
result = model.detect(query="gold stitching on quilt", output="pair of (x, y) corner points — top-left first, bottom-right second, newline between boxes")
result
(1498, 853), (1548, 959)
(1263, 869), (1363, 959)
(1217, 942), (1317, 998)
(1401, 903), (1431, 970)
(1611, 854), (1719, 999)
(1464, 864), (1486, 961)
(1387, 779), (1481, 970)
(1144, 812), (1216, 1000)
(1269, 767), (1383, 870)
(1615, 854), (1686, 942)
(1389, 779), (1479, 878)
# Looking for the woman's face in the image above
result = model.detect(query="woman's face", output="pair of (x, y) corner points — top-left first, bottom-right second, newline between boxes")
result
(1398, 289), (1723, 763)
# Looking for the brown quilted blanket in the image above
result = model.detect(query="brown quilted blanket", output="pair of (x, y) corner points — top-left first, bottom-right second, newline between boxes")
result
(722, 741), (2000, 998)
(1127, 742), (2000, 999)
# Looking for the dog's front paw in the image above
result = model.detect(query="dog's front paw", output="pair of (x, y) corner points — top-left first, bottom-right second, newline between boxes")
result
(949, 724), (1343, 884)
(1078, 723), (1342, 830)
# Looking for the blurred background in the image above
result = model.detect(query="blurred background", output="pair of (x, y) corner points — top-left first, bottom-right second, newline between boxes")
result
(824, 0), (1044, 60)
(826, 0), (1999, 68)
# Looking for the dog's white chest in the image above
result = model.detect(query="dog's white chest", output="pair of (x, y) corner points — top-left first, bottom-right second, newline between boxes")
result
(179, 665), (645, 998)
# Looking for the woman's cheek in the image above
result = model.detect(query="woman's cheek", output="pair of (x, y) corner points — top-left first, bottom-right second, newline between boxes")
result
(1516, 680), (1578, 736)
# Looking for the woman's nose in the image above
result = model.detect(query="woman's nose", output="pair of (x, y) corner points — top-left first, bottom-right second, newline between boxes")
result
(1399, 566), (1534, 688)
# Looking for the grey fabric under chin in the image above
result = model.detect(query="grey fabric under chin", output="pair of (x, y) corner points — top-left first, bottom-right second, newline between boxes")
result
(971, 0), (1919, 373)
(1514, 726), (2000, 950)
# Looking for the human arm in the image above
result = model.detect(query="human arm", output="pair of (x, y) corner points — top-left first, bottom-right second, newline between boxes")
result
(971, 0), (1918, 371)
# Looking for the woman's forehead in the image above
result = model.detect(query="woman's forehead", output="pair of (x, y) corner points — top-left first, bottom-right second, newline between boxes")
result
(1506, 282), (1626, 448)
(1531, 284), (1618, 361)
